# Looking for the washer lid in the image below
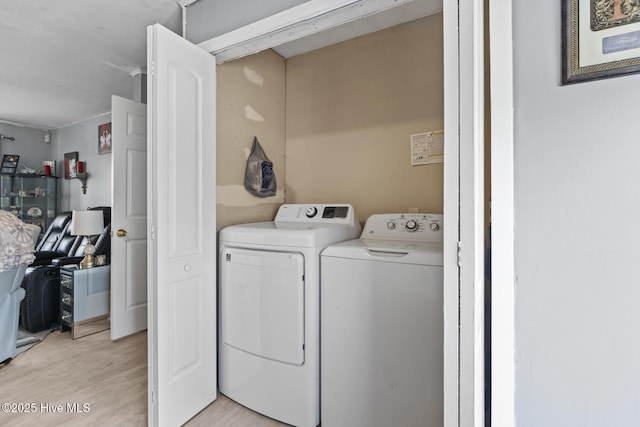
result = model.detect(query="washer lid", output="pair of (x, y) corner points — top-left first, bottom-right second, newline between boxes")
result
(321, 238), (443, 266)
(220, 221), (361, 248)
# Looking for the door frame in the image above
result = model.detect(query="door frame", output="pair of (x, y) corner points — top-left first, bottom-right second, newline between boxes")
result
(194, 0), (488, 425)
(443, 0), (486, 425)
(194, 0), (485, 426)
(488, 0), (516, 425)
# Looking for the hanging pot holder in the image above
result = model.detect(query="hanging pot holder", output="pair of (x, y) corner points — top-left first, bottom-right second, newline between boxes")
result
(244, 136), (276, 197)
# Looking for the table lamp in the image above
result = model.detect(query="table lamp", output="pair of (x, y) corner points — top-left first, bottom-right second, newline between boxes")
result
(70, 210), (104, 269)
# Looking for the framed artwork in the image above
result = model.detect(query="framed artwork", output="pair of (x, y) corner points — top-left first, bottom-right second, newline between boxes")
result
(99, 122), (112, 155)
(64, 152), (78, 179)
(563, 0), (640, 84)
(0, 155), (19, 174)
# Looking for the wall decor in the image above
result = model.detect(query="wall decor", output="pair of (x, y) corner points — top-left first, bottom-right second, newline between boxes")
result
(98, 122), (112, 155)
(563, 0), (640, 84)
(0, 155), (19, 174)
(64, 152), (78, 179)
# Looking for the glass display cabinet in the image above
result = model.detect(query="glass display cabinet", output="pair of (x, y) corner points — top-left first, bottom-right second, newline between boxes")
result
(0, 173), (58, 233)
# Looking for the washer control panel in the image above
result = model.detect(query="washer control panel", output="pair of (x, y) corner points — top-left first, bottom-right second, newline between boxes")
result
(363, 213), (443, 242)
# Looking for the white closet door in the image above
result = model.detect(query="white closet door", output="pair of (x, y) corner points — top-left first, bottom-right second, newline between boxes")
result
(147, 23), (217, 427)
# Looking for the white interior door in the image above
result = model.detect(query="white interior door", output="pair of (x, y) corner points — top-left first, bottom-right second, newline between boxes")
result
(147, 24), (217, 427)
(111, 95), (148, 341)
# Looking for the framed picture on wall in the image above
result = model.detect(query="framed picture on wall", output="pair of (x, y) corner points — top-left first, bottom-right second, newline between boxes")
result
(563, 0), (640, 84)
(64, 152), (78, 179)
(98, 122), (112, 155)
(0, 155), (19, 174)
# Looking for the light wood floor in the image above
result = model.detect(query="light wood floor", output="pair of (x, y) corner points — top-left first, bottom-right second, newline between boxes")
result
(0, 329), (287, 426)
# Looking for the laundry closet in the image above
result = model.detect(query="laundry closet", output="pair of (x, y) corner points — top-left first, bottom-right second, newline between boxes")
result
(213, 13), (444, 230)
(211, 13), (445, 426)
(148, 1), (486, 424)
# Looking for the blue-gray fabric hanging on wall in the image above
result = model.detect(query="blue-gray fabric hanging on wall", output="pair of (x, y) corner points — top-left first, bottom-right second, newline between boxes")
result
(244, 136), (276, 197)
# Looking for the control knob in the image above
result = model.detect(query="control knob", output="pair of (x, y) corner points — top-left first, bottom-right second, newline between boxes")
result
(387, 221), (396, 230)
(430, 223), (440, 231)
(405, 219), (418, 232)
(305, 206), (318, 218)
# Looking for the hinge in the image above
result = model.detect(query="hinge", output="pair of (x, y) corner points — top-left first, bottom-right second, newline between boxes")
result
(150, 226), (155, 241)
(151, 389), (156, 404)
(302, 274), (305, 282)
(150, 60), (155, 76)
(457, 241), (462, 267)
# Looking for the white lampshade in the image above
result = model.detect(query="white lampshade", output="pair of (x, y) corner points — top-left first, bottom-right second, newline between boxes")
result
(70, 210), (104, 236)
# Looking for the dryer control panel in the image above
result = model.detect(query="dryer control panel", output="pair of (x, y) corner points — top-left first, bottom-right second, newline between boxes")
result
(362, 213), (443, 242)
(275, 204), (358, 225)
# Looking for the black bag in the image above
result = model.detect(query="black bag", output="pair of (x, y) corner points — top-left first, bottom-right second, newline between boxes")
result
(244, 136), (276, 197)
(20, 266), (60, 333)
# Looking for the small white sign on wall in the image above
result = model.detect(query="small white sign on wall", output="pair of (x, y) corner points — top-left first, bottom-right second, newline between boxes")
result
(410, 130), (444, 166)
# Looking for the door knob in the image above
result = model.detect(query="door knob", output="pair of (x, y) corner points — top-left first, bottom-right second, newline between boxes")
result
(117, 229), (127, 237)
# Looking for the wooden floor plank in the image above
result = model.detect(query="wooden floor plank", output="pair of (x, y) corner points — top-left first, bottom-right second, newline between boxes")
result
(0, 329), (147, 426)
(0, 329), (288, 426)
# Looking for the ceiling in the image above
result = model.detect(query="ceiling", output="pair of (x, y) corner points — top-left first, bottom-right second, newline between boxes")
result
(0, 0), (182, 130)
(0, 0), (441, 132)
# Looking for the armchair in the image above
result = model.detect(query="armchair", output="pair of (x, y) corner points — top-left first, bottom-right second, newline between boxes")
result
(20, 207), (111, 333)
(28, 211), (80, 267)
(0, 215), (39, 364)
(35, 211), (72, 251)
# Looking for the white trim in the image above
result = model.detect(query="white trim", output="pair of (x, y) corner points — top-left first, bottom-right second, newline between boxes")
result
(196, 0), (434, 63)
(442, 0), (460, 425)
(471, 1), (486, 422)
(146, 23), (159, 427)
(489, 0), (516, 425)
(450, 0), (486, 425)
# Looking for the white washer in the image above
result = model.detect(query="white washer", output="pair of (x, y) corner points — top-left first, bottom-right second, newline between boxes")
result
(218, 204), (361, 427)
(321, 213), (444, 427)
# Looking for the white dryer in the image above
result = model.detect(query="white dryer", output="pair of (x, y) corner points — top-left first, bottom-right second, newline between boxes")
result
(218, 204), (360, 427)
(321, 213), (444, 427)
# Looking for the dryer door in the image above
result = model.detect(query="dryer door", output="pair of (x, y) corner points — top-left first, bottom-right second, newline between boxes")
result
(221, 248), (305, 365)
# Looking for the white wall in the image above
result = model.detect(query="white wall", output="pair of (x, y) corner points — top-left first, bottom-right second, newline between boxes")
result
(0, 123), (51, 172)
(52, 113), (112, 211)
(216, 50), (286, 230)
(512, 2), (640, 425)
(285, 16), (443, 220)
